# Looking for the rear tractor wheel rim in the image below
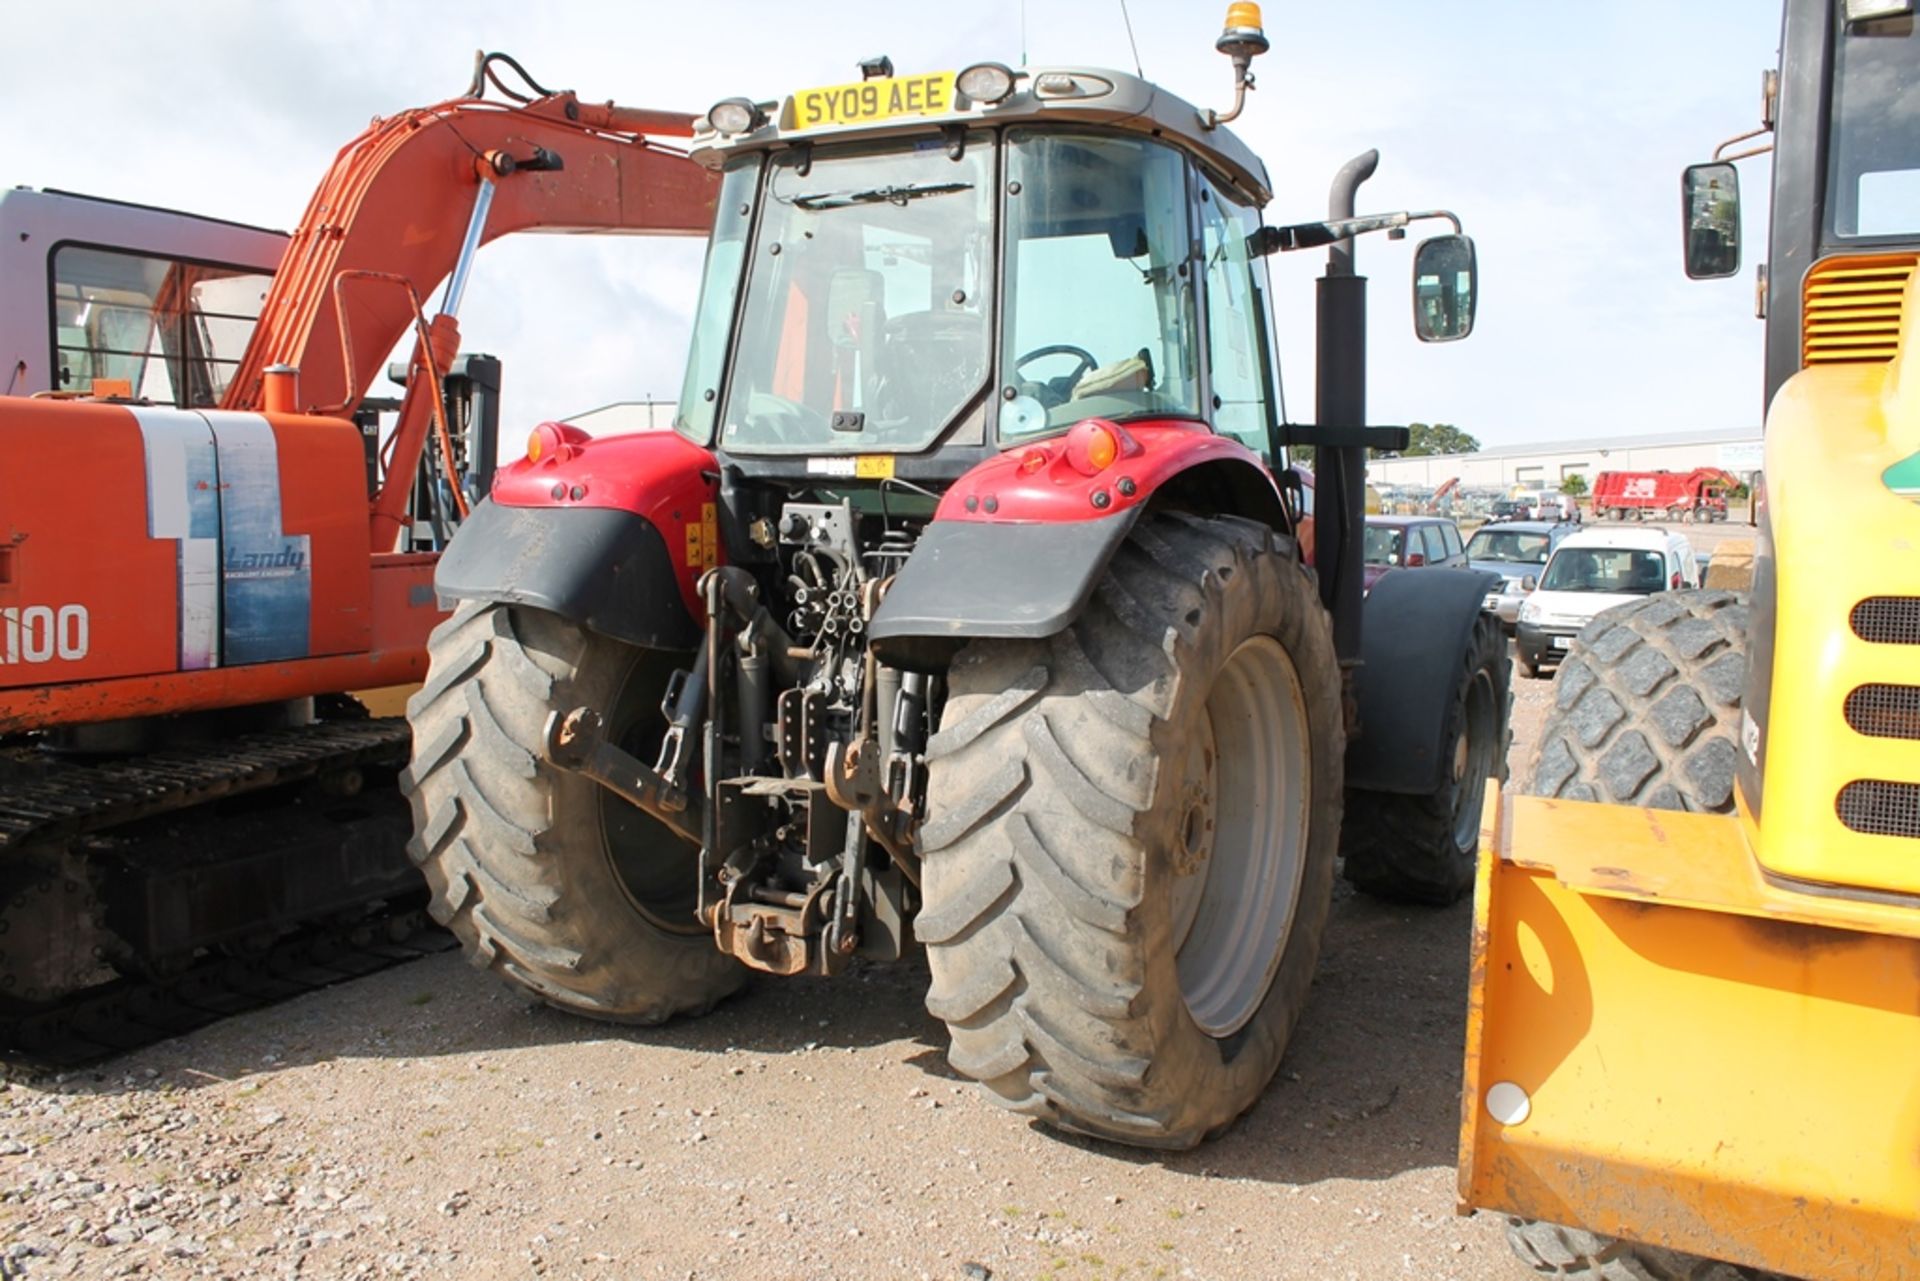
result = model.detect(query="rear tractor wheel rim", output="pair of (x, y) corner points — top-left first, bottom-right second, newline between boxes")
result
(1170, 635), (1312, 1039)
(1450, 668), (1499, 852)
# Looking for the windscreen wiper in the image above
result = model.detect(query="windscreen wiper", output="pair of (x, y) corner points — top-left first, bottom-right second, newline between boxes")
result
(792, 181), (972, 210)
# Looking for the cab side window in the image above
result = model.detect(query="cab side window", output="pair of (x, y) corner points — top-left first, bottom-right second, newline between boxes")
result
(1197, 174), (1276, 459)
(51, 244), (271, 407)
(1440, 523), (1464, 560)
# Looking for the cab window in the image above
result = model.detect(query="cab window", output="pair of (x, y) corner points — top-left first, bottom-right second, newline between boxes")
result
(1197, 175), (1274, 458)
(1001, 131), (1201, 439)
(51, 244), (271, 407)
(1829, 12), (1920, 240)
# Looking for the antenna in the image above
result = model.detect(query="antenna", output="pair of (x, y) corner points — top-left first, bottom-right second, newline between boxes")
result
(1020, 0), (1028, 67)
(1118, 0), (1144, 77)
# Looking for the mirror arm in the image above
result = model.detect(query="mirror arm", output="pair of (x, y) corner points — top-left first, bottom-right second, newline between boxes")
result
(1251, 208), (1463, 257)
(1712, 124), (1773, 163)
(1714, 141), (1774, 164)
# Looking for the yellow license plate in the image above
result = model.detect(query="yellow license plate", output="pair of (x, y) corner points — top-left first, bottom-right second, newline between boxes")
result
(789, 72), (956, 130)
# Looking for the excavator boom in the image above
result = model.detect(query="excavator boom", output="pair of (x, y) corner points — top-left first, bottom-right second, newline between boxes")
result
(222, 67), (714, 548)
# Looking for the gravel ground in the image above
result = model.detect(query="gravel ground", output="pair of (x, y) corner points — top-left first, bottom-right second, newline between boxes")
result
(0, 531), (1746, 1279)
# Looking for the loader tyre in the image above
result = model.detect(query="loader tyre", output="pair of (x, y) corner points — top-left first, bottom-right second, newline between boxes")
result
(1505, 1220), (1785, 1280)
(1340, 610), (1507, 905)
(403, 601), (744, 1023)
(919, 514), (1344, 1149)
(1524, 590), (1746, 810)
(1509, 590), (1770, 1281)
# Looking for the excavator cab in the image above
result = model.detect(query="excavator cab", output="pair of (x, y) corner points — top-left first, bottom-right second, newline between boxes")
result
(1459, 3), (1920, 1277)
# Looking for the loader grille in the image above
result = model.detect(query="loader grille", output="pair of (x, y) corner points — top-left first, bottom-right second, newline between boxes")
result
(1802, 254), (1916, 366)
(1850, 596), (1920, 645)
(1844, 684), (1920, 741)
(1837, 780), (1920, 839)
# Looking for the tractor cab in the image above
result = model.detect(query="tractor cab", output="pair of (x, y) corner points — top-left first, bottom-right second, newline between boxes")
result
(674, 58), (1471, 480)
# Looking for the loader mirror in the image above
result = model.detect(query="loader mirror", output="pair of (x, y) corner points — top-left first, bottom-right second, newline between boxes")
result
(1412, 234), (1476, 342)
(1683, 163), (1741, 279)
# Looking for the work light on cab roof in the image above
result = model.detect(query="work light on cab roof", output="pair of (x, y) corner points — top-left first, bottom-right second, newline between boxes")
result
(1206, 1), (1270, 127)
(954, 62), (1015, 105)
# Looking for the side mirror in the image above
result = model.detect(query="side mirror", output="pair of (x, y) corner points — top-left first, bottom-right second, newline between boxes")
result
(1413, 234), (1477, 342)
(1683, 162), (1741, 279)
(1405, 551), (1427, 567)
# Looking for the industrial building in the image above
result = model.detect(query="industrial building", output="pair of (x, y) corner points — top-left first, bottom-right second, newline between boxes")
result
(1363, 426), (1763, 492)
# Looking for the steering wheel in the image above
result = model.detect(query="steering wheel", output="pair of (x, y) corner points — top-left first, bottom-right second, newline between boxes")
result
(1014, 344), (1098, 385)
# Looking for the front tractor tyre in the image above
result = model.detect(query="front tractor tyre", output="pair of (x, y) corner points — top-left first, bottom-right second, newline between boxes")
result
(402, 601), (744, 1023)
(918, 514), (1344, 1149)
(1340, 610), (1508, 905)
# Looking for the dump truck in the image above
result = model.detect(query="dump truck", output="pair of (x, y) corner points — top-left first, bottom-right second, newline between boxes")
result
(1459, 2), (1920, 1277)
(407, 7), (1511, 1149)
(1591, 466), (1740, 523)
(0, 56), (715, 1063)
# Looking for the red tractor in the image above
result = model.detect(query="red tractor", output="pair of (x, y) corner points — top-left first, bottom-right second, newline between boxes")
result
(408, 10), (1509, 1147)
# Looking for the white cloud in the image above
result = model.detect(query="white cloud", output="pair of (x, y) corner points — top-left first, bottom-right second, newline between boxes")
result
(4, 1), (1784, 448)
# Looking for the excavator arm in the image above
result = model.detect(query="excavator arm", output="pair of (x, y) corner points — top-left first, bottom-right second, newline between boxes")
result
(222, 54), (717, 549)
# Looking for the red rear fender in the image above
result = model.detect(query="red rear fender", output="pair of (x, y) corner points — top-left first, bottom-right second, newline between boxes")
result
(490, 426), (720, 624)
(937, 419), (1286, 530)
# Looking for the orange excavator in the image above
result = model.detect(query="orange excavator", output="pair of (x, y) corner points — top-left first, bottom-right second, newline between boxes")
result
(0, 54), (714, 1061)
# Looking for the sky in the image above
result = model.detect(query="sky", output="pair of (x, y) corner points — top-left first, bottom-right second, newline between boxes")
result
(3, 1), (1785, 450)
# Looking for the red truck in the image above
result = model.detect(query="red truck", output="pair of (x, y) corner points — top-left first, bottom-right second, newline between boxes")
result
(1590, 467), (1740, 522)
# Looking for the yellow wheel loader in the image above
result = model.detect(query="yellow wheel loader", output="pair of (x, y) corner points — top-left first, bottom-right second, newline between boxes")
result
(1459, 2), (1920, 1278)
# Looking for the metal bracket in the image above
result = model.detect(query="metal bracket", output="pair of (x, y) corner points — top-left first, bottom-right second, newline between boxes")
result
(542, 708), (699, 845)
(1281, 423), (1412, 452)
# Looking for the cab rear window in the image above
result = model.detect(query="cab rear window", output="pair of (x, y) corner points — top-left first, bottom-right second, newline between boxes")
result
(52, 244), (271, 407)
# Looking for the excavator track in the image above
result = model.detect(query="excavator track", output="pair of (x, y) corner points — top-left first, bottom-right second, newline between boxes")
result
(0, 719), (413, 851)
(0, 718), (452, 1068)
(0, 899), (450, 1069)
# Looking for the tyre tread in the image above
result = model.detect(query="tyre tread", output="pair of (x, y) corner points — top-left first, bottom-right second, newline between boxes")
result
(403, 602), (742, 1025)
(922, 515), (1343, 1148)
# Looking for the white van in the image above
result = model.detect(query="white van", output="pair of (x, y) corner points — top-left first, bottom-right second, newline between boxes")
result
(1514, 527), (1698, 677)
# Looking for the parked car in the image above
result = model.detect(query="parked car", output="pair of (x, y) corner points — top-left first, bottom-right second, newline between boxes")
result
(1362, 515), (1469, 593)
(1492, 489), (1580, 523)
(1536, 491), (1582, 522)
(1515, 526), (1699, 677)
(1465, 519), (1581, 632)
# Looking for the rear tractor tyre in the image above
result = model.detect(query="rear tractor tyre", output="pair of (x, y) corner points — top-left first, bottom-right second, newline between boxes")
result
(1340, 610), (1508, 905)
(1524, 590), (1746, 810)
(919, 514), (1344, 1148)
(403, 601), (744, 1023)
(1507, 590), (1762, 1281)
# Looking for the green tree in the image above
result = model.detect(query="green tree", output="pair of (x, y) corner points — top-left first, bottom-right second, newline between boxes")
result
(1559, 472), (1588, 497)
(1388, 422), (1481, 457)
